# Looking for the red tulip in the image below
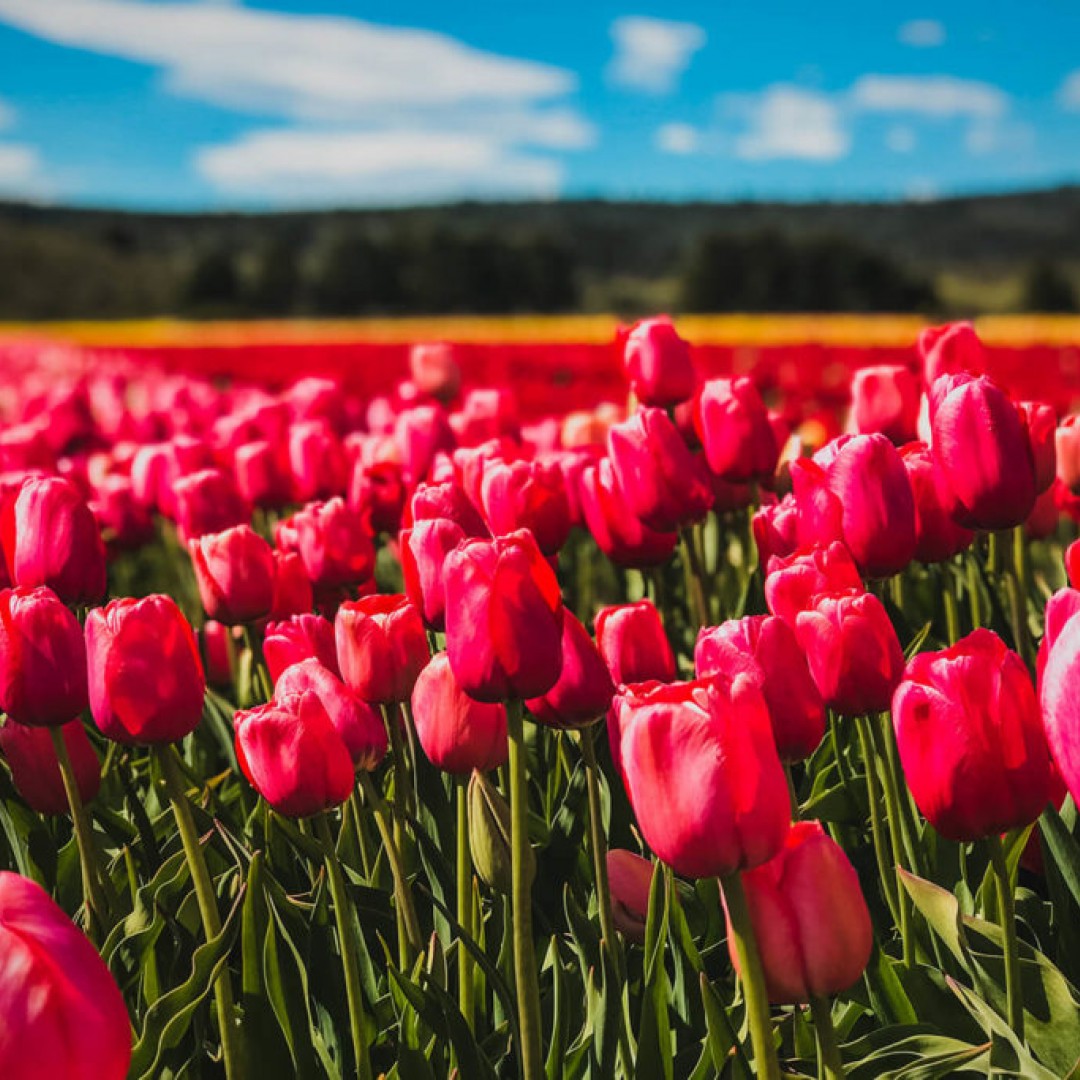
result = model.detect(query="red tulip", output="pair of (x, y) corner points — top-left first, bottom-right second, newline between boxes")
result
(917, 321), (986, 385)
(1055, 415), (1080, 494)
(188, 524), (276, 625)
(410, 479), (488, 537)
(411, 652), (508, 774)
(348, 460), (405, 535)
(608, 408), (713, 532)
(234, 440), (291, 509)
(607, 849), (655, 944)
(90, 474), (155, 551)
(395, 404), (456, 487)
(752, 494), (801, 565)
(895, 629), (1052, 840)
(0, 476), (105, 603)
(288, 420), (348, 502)
(764, 541), (864, 627)
(727, 821), (872, 1004)
(695, 616), (825, 761)
(268, 550), (313, 620)
(443, 530), (564, 703)
(264, 613), (339, 683)
(594, 600), (676, 686)
(929, 374), (1036, 531)
(848, 365), (920, 444)
(899, 442), (975, 564)
(622, 317), (696, 407)
(695, 377), (778, 483)
(199, 620), (234, 689)
(0, 871), (131, 1080)
(86, 595), (206, 745)
(172, 468), (249, 543)
(525, 611), (614, 729)
(480, 458), (571, 555)
(234, 695), (354, 817)
(609, 677), (789, 878)
(0, 719), (100, 814)
(401, 518), (466, 632)
(795, 590), (904, 716)
(410, 342), (461, 402)
(1020, 400), (1057, 495)
(335, 594), (429, 705)
(291, 498), (375, 589)
(1039, 610), (1080, 809)
(0, 586), (87, 726)
(275, 658), (387, 770)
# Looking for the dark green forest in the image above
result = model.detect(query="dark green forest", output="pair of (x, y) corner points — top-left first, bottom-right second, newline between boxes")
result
(1, 186), (1078, 319)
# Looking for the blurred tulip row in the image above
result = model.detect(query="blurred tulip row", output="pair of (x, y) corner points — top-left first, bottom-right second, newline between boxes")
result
(1, 318), (1080, 1079)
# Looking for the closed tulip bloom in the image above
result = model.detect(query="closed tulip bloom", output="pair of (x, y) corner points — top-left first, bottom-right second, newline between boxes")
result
(0, 476), (105, 603)
(1026, 482), (1060, 541)
(234, 440), (291, 509)
(0, 719), (100, 815)
(608, 408), (714, 532)
(275, 658), (387, 770)
(0, 871), (131, 1080)
(751, 495), (801, 565)
(764, 541), (864, 627)
(348, 460), (406, 535)
(695, 377), (778, 483)
(234, 695), (354, 817)
(896, 629), (1053, 840)
(172, 468), (250, 543)
(292, 498), (375, 589)
(480, 458), (571, 555)
(1039, 613), (1080, 808)
(610, 677), (789, 878)
(899, 442), (975, 564)
(264, 613), (339, 683)
(335, 594), (429, 705)
(443, 530), (564, 703)
(199, 620), (234, 689)
(525, 611), (615, 729)
(410, 342), (462, 402)
(795, 590), (904, 716)
(0, 587), (88, 726)
(287, 420), (348, 503)
(579, 458), (678, 568)
(622, 317), (697, 407)
(401, 518), (467, 631)
(848, 365), (920, 445)
(410, 479), (488, 537)
(696, 616), (825, 761)
(395, 404), (456, 487)
(930, 374), (1036, 531)
(188, 524), (276, 625)
(727, 821), (872, 1004)
(1021, 401), (1057, 495)
(268, 550), (313, 620)
(91, 474), (155, 551)
(86, 595), (206, 745)
(594, 600), (676, 686)
(1055, 415), (1080, 494)
(411, 652), (508, 774)
(917, 321), (986, 385)
(607, 849), (655, 945)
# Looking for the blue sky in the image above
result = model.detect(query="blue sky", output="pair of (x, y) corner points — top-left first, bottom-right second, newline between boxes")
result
(1, 0), (1079, 209)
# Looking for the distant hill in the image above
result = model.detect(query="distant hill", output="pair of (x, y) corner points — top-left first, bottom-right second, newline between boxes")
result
(1, 187), (1078, 320)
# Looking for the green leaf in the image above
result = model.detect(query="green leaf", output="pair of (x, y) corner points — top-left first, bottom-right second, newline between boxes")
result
(1040, 800), (1080, 913)
(635, 863), (674, 1080)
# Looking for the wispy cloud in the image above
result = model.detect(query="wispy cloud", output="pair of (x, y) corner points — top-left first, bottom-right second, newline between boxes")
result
(0, 97), (48, 197)
(1058, 71), (1080, 111)
(849, 75), (1007, 118)
(898, 19), (945, 48)
(654, 122), (699, 155)
(723, 85), (849, 162)
(608, 16), (705, 95)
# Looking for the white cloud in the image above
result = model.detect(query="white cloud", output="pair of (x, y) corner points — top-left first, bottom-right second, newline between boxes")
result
(849, 75), (1007, 118)
(655, 122), (699, 155)
(0, 98), (15, 131)
(898, 19), (945, 48)
(608, 16), (705, 95)
(725, 85), (849, 162)
(1058, 71), (1080, 111)
(964, 118), (1035, 156)
(886, 125), (917, 153)
(194, 129), (562, 204)
(0, 143), (47, 196)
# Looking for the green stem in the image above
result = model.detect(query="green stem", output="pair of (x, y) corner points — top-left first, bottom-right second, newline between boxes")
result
(507, 700), (544, 1080)
(783, 763), (800, 820)
(315, 812), (373, 1080)
(49, 726), (111, 940)
(941, 564), (962, 644)
(456, 780), (474, 1032)
(720, 870), (780, 1080)
(967, 556), (983, 629)
(155, 744), (242, 1080)
(987, 834), (1024, 1041)
(809, 994), (846, 1080)
(680, 527), (711, 628)
(875, 713), (925, 878)
(357, 770), (423, 959)
(853, 716), (901, 929)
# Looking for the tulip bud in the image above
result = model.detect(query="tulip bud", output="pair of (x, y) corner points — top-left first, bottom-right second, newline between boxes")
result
(695, 377), (778, 483)
(86, 595), (206, 745)
(726, 821), (872, 1004)
(172, 467), (250, 543)
(264, 613), (339, 683)
(395, 404), (456, 487)
(401, 518), (467, 631)
(608, 408), (713, 532)
(795, 590), (904, 716)
(696, 616), (825, 761)
(0, 586), (88, 726)
(848, 365), (920, 444)
(525, 611), (614, 729)
(234, 694), (355, 817)
(268, 550), (313, 620)
(607, 849), (655, 945)
(899, 442), (975, 564)
(291, 498), (375, 589)
(0, 719), (100, 814)
(410, 479), (488, 538)
(411, 653), (508, 774)
(444, 531), (564, 703)
(610, 676), (790, 878)
(188, 524), (276, 625)
(199, 620), (234, 689)
(468, 768), (527, 894)
(896, 629), (1053, 840)
(622, 317), (697, 407)
(764, 541), (864, 627)
(288, 420), (348, 502)
(348, 461), (405, 535)
(480, 458), (571, 555)
(751, 495), (801, 565)
(335, 594), (429, 705)
(917, 321), (986, 385)
(91, 474), (155, 551)
(0, 476), (106, 604)
(234, 440), (291, 509)
(1055, 415), (1080, 494)
(410, 342), (462, 402)
(1020, 400), (1057, 495)
(0, 871), (131, 1080)
(929, 374), (1036, 531)
(594, 600), (676, 686)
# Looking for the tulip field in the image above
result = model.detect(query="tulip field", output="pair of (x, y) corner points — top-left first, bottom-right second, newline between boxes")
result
(4, 315), (1080, 1080)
